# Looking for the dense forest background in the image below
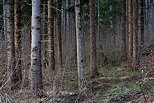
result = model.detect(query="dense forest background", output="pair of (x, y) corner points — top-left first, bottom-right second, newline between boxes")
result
(0, 0), (153, 102)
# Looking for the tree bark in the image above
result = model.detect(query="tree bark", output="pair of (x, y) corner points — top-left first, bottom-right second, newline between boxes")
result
(31, 0), (43, 97)
(121, 0), (127, 62)
(140, 0), (145, 46)
(3, 0), (7, 40)
(89, 0), (99, 77)
(12, 0), (22, 89)
(81, 4), (85, 50)
(132, 0), (139, 68)
(41, 1), (48, 69)
(57, 0), (63, 68)
(128, 0), (133, 65)
(65, 0), (69, 46)
(48, 0), (55, 70)
(7, 0), (15, 90)
(75, 0), (85, 90)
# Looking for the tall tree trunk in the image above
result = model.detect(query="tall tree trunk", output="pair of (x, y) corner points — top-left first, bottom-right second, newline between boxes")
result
(7, 0), (15, 90)
(128, 0), (133, 66)
(41, 1), (48, 69)
(132, 0), (139, 68)
(140, 0), (145, 46)
(97, 1), (101, 44)
(3, 0), (7, 40)
(12, 0), (22, 89)
(81, 4), (85, 48)
(31, 0), (43, 97)
(57, 0), (63, 68)
(89, 0), (99, 77)
(75, 0), (85, 90)
(109, 5), (116, 61)
(48, 0), (55, 70)
(65, 0), (69, 46)
(121, 0), (127, 62)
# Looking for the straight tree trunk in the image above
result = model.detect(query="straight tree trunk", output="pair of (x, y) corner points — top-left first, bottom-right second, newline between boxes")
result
(109, 5), (116, 61)
(128, 0), (133, 65)
(97, 1), (101, 44)
(138, 0), (145, 67)
(41, 1), (48, 69)
(12, 0), (22, 89)
(48, 0), (55, 70)
(132, 0), (139, 68)
(65, 0), (69, 46)
(75, 0), (85, 90)
(57, 0), (63, 68)
(89, 0), (99, 77)
(140, 0), (145, 46)
(121, 0), (127, 62)
(7, 0), (15, 90)
(31, 0), (43, 97)
(3, 0), (7, 40)
(81, 4), (85, 47)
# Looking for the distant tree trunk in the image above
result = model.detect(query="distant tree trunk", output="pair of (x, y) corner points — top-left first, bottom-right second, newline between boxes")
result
(48, 0), (55, 70)
(109, 5), (116, 61)
(89, 0), (99, 77)
(57, 0), (63, 68)
(140, 0), (145, 46)
(97, 1), (101, 44)
(65, 0), (69, 46)
(128, 0), (133, 65)
(3, 0), (7, 40)
(81, 4), (85, 46)
(12, 0), (22, 89)
(73, 15), (77, 66)
(61, 1), (65, 46)
(146, 0), (150, 26)
(7, 0), (15, 90)
(132, 0), (139, 68)
(75, 0), (85, 90)
(31, 0), (43, 97)
(41, 1), (48, 69)
(121, 0), (127, 62)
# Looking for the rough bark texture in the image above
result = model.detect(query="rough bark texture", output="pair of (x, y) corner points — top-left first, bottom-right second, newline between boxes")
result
(132, 0), (139, 68)
(65, 0), (69, 46)
(41, 1), (48, 69)
(3, 0), (7, 40)
(31, 0), (43, 97)
(97, 1), (101, 44)
(109, 5), (116, 61)
(12, 0), (22, 89)
(48, 0), (55, 70)
(121, 0), (127, 62)
(81, 4), (85, 48)
(75, 0), (85, 90)
(89, 0), (99, 77)
(128, 0), (133, 65)
(140, 0), (145, 46)
(7, 0), (15, 90)
(57, 0), (63, 68)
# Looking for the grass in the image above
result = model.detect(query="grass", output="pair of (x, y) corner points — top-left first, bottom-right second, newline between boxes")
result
(0, 62), (153, 103)
(107, 82), (142, 100)
(144, 78), (154, 85)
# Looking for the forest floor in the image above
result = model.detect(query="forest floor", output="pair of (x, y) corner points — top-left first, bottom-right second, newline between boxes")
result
(0, 55), (153, 103)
